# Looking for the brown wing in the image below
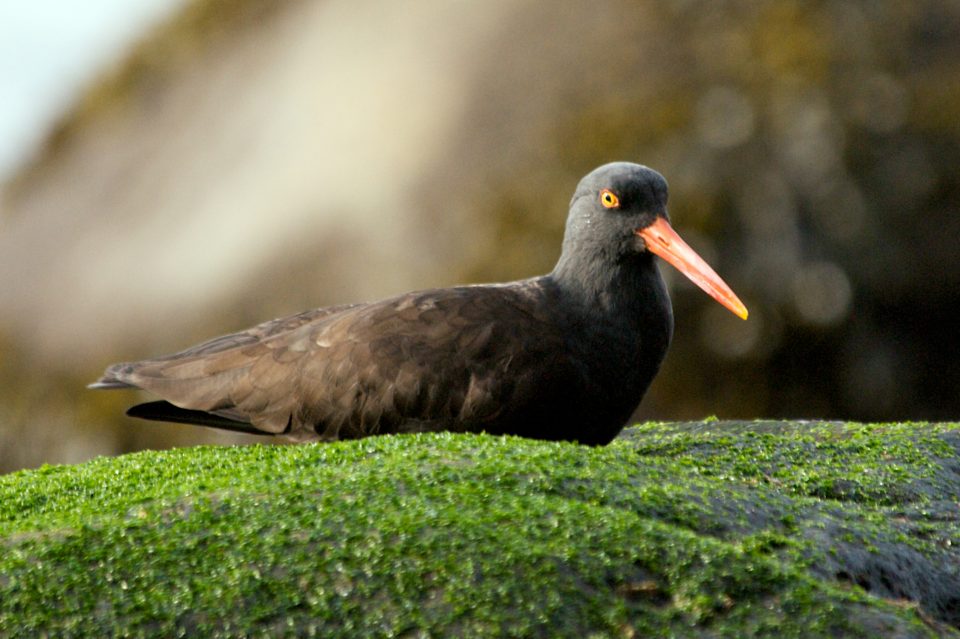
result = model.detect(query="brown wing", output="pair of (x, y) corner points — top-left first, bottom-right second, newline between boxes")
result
(92, 282), (581, 441)
(90, 303), (361, 434)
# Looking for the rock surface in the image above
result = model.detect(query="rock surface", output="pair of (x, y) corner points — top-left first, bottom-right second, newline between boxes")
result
(1, 420), (958, 637)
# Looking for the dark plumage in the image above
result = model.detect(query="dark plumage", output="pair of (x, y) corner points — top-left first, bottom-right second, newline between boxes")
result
(90, 162), (747, 445)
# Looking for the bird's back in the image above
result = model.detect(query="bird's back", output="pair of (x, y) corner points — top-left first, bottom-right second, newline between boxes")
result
(94, 280), (613, 442)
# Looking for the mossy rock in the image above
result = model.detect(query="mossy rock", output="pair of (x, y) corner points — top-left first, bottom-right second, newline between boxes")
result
(1, 421), (959, 637)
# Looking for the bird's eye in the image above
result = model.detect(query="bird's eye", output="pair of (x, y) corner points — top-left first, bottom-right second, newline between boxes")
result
(600, 189), (620, 209)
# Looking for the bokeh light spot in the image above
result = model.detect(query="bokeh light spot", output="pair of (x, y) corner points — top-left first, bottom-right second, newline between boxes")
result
(791, 261), (852, 326)
(696, 86), (755, 149)
(699, 303), (764, 359)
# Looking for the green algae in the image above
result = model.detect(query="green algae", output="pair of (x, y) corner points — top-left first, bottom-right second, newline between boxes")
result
(1, 422), (958, 637)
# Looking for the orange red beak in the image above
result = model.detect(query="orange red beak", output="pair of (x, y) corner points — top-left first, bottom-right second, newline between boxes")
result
(637, 217), (749, 320)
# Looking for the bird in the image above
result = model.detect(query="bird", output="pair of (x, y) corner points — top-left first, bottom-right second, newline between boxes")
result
(90, 162), (747, 446)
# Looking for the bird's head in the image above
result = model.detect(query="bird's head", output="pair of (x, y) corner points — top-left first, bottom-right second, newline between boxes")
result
(563, 162), (748, 320)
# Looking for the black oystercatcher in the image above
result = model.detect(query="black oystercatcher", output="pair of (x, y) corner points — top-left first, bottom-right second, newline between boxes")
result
(90, 163), (747, 445)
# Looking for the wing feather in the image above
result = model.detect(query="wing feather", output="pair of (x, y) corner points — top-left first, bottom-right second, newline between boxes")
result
(91, 281), (581, 441)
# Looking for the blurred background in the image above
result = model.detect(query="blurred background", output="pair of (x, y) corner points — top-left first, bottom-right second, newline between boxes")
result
(1, 0), (958, 473)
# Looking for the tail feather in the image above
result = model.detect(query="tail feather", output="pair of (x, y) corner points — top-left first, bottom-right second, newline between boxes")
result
(126, 400), (273, 437)
(88, 362), (138, 390)
(87, 379), (134, 390)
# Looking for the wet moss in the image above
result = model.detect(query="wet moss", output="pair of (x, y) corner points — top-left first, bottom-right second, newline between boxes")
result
(1, 421), (958, 637)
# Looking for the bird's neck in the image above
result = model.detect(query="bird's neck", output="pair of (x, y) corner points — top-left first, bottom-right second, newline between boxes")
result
(547, 247), (674, 425)
(549, 246), (673, 367)
(551, 248), (665, 318)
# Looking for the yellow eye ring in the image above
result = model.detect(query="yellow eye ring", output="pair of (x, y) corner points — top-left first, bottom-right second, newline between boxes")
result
(600, 189), (620, 209)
